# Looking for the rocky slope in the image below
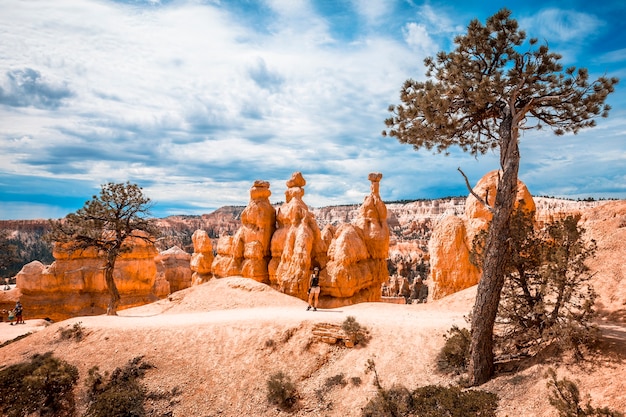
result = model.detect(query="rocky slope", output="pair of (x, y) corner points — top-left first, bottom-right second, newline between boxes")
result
(1, 276), (624, 417)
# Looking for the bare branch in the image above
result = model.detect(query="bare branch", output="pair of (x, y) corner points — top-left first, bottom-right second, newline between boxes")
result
(458, 167), (494, 213)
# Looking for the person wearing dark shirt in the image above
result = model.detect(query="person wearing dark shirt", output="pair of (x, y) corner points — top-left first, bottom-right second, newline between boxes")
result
(306, 267), (321, 311)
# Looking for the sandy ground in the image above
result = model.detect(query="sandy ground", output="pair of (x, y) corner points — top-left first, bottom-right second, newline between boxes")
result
(1, 276), (625, 417)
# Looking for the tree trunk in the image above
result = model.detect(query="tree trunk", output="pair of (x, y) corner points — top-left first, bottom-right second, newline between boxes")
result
(468, 109), (520, 385)
(105, 249), (121, 316)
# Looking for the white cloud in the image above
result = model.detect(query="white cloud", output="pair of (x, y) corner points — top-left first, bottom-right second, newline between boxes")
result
(402, 22), (437, 56)
(0, 0), (624, 219)
(521, 8), (602, 42)
(349, 0), (389, 26)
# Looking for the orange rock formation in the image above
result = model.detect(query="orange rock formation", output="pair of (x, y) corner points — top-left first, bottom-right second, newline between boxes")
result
(429, 170), (535, 299)
(210, 172), (390, 307)
(190, 230), (215, 283)
(11, 233), (169, 321)
(212, 180), (276, 282)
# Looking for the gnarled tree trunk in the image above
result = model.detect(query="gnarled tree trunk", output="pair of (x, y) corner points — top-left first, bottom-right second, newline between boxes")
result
(105, 249), (121, 316)
(468, 109), (520, 385)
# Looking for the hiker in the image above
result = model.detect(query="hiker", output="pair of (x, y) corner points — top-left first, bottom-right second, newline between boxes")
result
(8, 309), (15, 325)
(14, 300), (24, 324)
(306, 267), (321, 311)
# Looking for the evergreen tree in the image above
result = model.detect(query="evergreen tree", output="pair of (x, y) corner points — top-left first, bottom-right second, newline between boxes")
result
(48, 182), (158, 315)
(473, 207), (598, 359)
(383, 8), (617, 384)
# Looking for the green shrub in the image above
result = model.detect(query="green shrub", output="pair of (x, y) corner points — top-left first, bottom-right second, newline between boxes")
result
(362, 359), (498, 417)
(547, 369), (624, 417)
(472, 208), (599, 360)
(362, 384), (413, 417)
(84, 356), (154, 417)
(412, 385), (498, 417)
(266, 371), (298, 410)
(0, 351), (79, 417)
(437, 326), (471, 374)
(362, 384), (498, 417)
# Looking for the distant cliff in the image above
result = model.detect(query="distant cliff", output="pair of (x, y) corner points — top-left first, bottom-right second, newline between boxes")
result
(0, 197), (607, 278)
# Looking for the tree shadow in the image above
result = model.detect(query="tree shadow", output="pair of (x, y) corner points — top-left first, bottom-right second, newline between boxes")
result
(494, 323), (626, 376)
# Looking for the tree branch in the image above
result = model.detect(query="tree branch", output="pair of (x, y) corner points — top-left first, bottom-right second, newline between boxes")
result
(458, 167), (494, 213)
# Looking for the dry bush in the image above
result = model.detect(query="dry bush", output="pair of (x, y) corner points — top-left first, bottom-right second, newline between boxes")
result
(266, 371), (298, 410)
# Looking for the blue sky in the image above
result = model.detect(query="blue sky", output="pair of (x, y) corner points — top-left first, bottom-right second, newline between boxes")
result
(0, 0), (624, 219)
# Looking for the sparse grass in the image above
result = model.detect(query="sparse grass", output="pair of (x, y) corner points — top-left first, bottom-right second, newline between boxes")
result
(547, 368), (624, 417)
(324, 373), (348, 389)
(0, 332), (32, 348)
(315, 373), (349, 403)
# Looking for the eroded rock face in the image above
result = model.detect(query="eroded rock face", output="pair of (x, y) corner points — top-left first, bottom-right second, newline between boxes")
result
(209, 172), (389, 308)
(191, 230), (215, 284)
(156, 246), (192, 292)
(212, 180), (276, 282)
(428, 215), (480, 299)
(429, 170), (534, 300)
(12, 233), (168, 321)
(322, 172), (389, 307)
(269, 172), (326, 297)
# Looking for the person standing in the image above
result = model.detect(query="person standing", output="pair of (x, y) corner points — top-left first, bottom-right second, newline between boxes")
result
(306, 267), (321, 311)
(14, 300), (24, 324)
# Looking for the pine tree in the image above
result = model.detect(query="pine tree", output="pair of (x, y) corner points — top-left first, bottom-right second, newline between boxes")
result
(48, 182), (157, 315)
(384, 8), (617, 385)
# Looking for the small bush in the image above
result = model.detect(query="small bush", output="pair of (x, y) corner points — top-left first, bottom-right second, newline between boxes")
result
(437, 326), (471, 374)
(547, 368), (624, 417)
(325, 373), (348, 389)
(362, 359), (498, 417)
(342, 316), (370, 346)
(59, 321), (85, 341)
(412, 385), (498, 417)
(84, 356), (154, 417)
(0, 351), (79, 417)
(362, 384), (413, 417)
(350, 376), (362, 386)
(266, 371), (298, 410)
